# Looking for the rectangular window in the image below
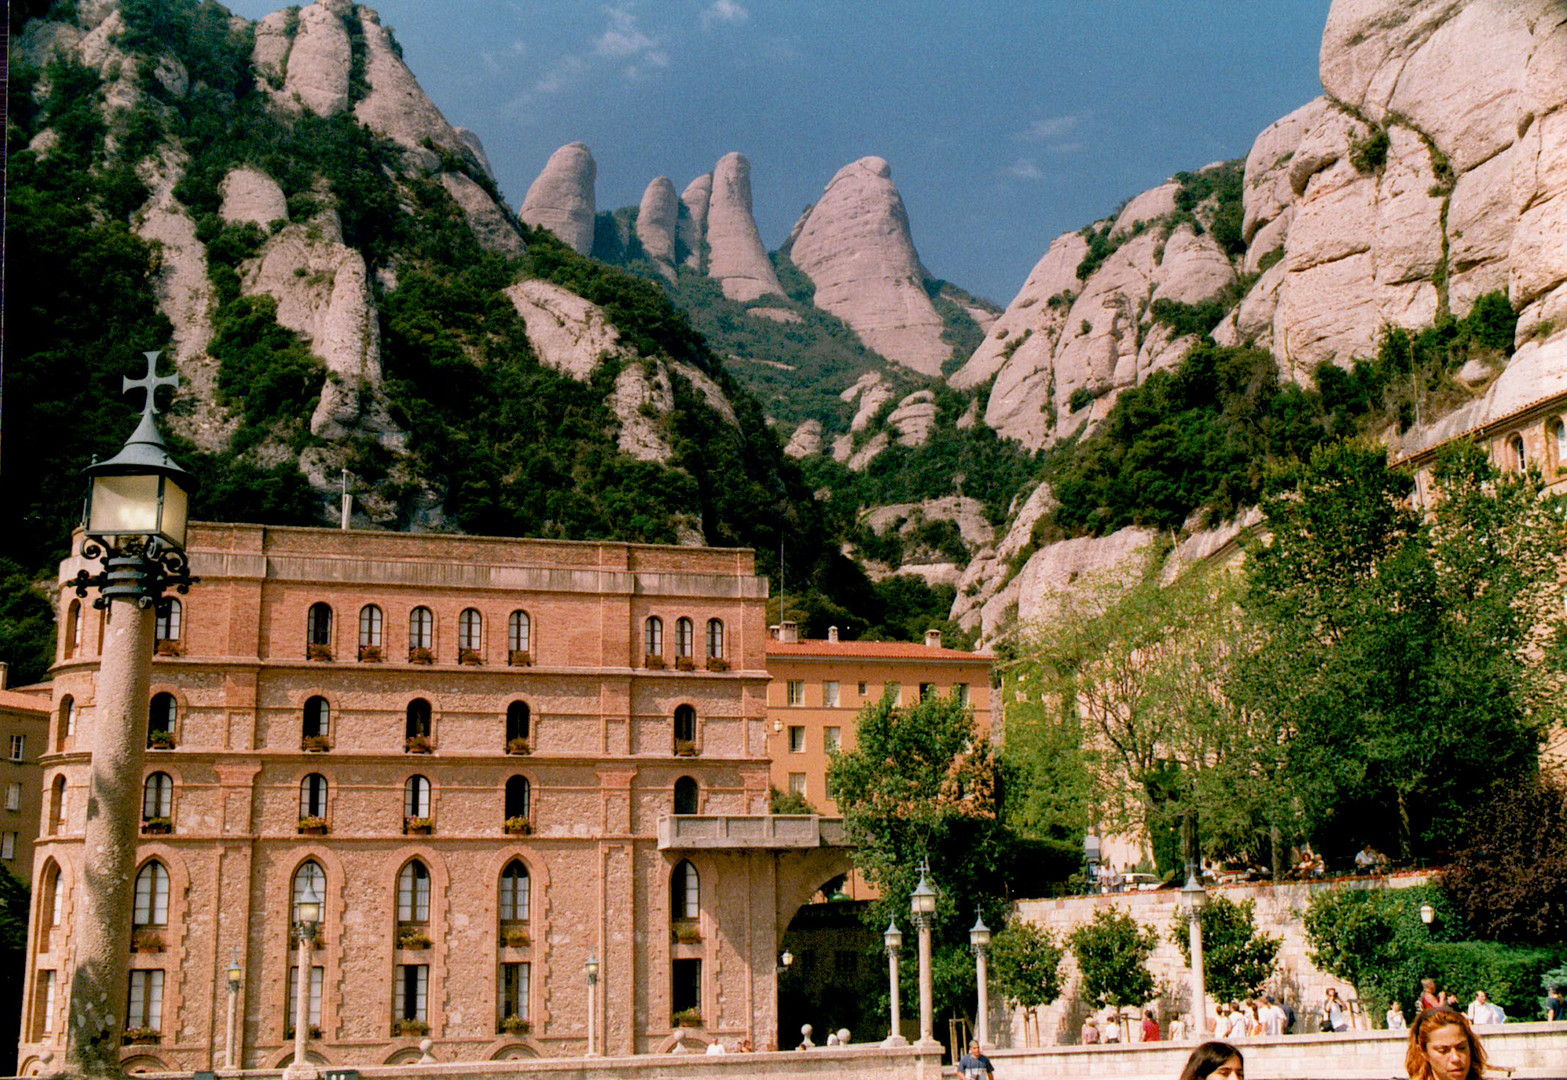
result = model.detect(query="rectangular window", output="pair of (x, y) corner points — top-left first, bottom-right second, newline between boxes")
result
(786, 680), (804, 706)
(671, 958), (702, 1017)
(9, 735), (23, 762)
(857, 682), (867, 697)
(824, 727), (841, 753)
(127, 969), (164, 1031)
(823, 681), (840, 707)
(5, 782), (20, 810)
(286, 965), (324, 1031)
(394, 964), (429, 1021)
(788, 773), (807, 797)
(954, 683), (970, 706)
(500, 962), (531, 1022)
(1, 833), (15, 860)
(35, 970), (56, 1038)
(788, 726), (806, 753)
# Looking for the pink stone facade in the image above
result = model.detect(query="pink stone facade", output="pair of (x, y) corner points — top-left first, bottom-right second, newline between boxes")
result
(21, 524), (845, 1074)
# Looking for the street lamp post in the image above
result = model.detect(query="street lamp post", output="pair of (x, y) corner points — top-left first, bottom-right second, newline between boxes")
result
(585, 953), (599, 1057)
(910, 869), (939, 1051)
(1180, 866), (1208, 1036)
(882, 920), (906, 1047)
(63, 353), (198, 1078)
(225, 949), (243, 1070)
(970, 915), (992, 1049)
(284, 885), (322, 1080)
(1419, 903), (1435, 927)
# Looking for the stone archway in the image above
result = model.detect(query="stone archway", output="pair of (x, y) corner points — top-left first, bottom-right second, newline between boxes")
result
(774, 851), (877, 1051)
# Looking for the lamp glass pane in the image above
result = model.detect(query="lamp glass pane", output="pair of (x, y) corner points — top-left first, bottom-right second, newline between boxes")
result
(158, 478), (189, 547)
(89, 474), (161, 534)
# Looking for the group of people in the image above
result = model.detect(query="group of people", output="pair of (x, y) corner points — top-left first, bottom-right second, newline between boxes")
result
(1211, 996), (1292, 1037)
(1181, 1004), (1497, 1080)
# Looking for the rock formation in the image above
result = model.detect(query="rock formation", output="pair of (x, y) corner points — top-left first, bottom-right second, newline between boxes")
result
(636, 177), (680, 279)
(219, 166), (289, 228)
(678, 173), (712, 270)
(887, 390), (938, 447)
(440, 172), (525, 258)
(282, 0), (351, 117)
(354, 8), (470, 159)
(784, 419), (824, 458)
(789, 157), (950, 376)
(704, 152), (785, 302)
(503, 279), (622, 381)
(521, 142), (597, 255)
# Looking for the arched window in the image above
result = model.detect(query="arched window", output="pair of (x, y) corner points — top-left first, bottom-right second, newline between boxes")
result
(406, 699), (432, 741)
(459, 608), (483, 653)
(148, 693), (176, 746)
(64, 601), (81, 659)
(645, 617), (664, 657)
(1509, 433), (1527, 472)
(499, 860), (530, 923)
(397, 860), (431, 923)
(673, 776), (699, 815)
(303, 696), (330, 740)
(307, 602), (333, 646)
(300, 774), (328, 820)
(404, 775), (431, 821)
(359, 604), (383, 648)
(706, 618), (724, 660)
(409, 607), (434, 652)
(506, 701), (530, 744)
(57, 696), (74, 750)
(508, 611), (531, 655)
(505, 776), (531, 821)
(674, 704), (697, 744)
(48, 776), (65, 836)
(671, 860), (699, 921)
(133, 861), (170, 927)
(293, 861), (326, 924)
(675, 618), (694, 659)
(155, 598), (181, 643)
(39, 861), (61, 950)
(142, 772), (173, 822)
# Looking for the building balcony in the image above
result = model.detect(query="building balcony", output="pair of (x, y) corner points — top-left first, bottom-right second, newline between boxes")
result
(657, 814), (848, 851)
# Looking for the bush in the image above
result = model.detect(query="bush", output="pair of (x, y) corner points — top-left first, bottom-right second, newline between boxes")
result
(1350, 127), (1391, 174)
(1421, 940), (1567, 1019)
(769, 786), (816, 815)
(1068, 908), (1158, 1008)
(1171, 895), (1281, 1003)
(1443, 777), (1567, 945)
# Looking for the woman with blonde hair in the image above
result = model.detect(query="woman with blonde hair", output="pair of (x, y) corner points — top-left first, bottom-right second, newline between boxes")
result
(1406, 1008), (1487, 1080)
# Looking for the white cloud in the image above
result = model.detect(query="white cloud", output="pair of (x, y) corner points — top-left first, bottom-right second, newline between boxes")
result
(701, 0), (749, 29)
(1002, 159), (1044, 181)
(533, 53), (589, 95)
(529, 6), (670, 96)
(1015, 114), (1082, 142)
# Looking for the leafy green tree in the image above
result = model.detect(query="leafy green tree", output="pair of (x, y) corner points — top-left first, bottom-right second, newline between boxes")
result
(1171, 895), (1281, 1002)
(1303, 883), (1458, 1016)
(769, 786), (817, 815)
(989, 920), (1066, 1031)
(1068, 907), (1158, 1010)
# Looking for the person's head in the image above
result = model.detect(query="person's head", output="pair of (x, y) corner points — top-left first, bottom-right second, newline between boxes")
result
(1264, 995), (1276, 1005)
(969, 1040), (982, 1055)
(1326, 988), (1339, 1000)
(1407, 1008), (1485, 1080)
(1146, 1009), (1156, 1020)
(1472, 991), (1487, 1004)
(1422, 979), (1437, 993)
(1178, 1041), (1244, 1080)
(1391, 1001), (1404, 1014)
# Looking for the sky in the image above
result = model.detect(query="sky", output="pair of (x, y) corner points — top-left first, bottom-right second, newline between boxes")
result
(222, 0), (1334, 306)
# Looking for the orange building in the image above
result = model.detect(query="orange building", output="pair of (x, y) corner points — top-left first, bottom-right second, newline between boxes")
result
(764, 624), (994, 817)
(0, 681), (50, 883)
(20, 524), (849, 1074)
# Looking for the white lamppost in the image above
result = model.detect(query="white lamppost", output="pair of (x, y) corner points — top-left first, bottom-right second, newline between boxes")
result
(585, 953), (599, 1057)
(1419, 903), (1435, 927)
(883, 920), (906, 1046)
(1180, 867), (1208, 1036)
(224, 949), (243, 1070)
(910, 870), (939, 1051)
(284, 885), (322, 1080)
(970, 914), (992, 1049)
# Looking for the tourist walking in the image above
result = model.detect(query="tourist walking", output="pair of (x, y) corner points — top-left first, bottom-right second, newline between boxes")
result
(1178, 1041), (1245, 1080)
(1406, 1007), (1487, 1080)
(1142, 1009), (1161, 1042)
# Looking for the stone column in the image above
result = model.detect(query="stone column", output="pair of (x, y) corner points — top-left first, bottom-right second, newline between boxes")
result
(66, 600), (154, 1076)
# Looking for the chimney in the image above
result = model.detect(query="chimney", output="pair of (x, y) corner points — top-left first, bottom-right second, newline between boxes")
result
(925, 628), (942, 649)
(780, 621), (799, 644)
(0, 661), (8, 690)
(769, 624), (780, 641)
(827, 626), (839, 643)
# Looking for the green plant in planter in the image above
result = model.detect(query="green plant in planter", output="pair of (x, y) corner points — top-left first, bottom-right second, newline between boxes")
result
(141, 816), (172, 834)
(298, 815), (328, 833)
(404, 816), (433, 834)
(409, 647), (435, 664)
(502, 925), (531, 947)
(504, 816), (533, 835)
(147, 729), (176, 749)
(398, 926), (432, 949)
(671, 1007), (703, 1028)
(506, 737), (532, 755)
(301, 734), (331, 751)
(500, 1015), (530, 1035)
(123, 1026), (160, 1044)
(405, 735), (433, 753)
(394, 1018), (429, 1036)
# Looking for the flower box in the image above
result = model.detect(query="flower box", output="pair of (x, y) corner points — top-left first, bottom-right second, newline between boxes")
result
(147, 730), (176, 750)
(307, 643), (333, 661)
(504, 816), (533, 836)
(499, 1016), (530, 1036)
(405, 735), (433, 754)
(155, 639), (183, 657)
(459, 647), (483, 666)
(675, 656), (696, 672)
(141, 817), (172, 835)
(301, 734), (332, 752)
(644, 653), (664, 669)
(397, 926), (432, 949)
(674, 739), (697, 757)
(131, 929), (164, 953)
(393, 1019), (429, 1037)
(124, 1027), (161, 1045)
(285, 1024), (323, 1040)
(501, 924), (531, 948)
(409, 647), (435, 664)
(506, 737), (532, 756)
(673, 919), (702, 944)
(404, 817), (432, 836)
(298, 817), (328, 835)
(671, 1008), (703, 1029)
(508, 649), (532, 667)
(358, 645), (383, 662)
(706, 657), (729, 672)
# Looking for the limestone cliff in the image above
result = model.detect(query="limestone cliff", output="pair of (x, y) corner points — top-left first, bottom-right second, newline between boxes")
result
(704, 152), (786, 302)
(520, 142), (597, 256)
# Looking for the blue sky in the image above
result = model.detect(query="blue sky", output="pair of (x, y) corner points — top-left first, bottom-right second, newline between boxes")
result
(223, 0), (1332, 306)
